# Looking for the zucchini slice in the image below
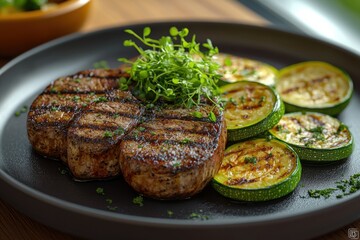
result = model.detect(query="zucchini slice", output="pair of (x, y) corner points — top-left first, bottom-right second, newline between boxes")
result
(268, 112), (354, 163)
(213, 53), (278, 87)
(212, 138), (301, 202)
(276, 61), (353, 116)
(221, 81), (284, 142)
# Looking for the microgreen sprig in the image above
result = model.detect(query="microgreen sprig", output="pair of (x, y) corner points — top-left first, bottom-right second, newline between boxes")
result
(119, 26), (222, 109)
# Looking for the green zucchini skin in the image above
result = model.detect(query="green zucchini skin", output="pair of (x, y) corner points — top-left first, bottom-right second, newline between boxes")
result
(221, 81), (285, 142)
(268, 112), (354, 163)
(275, 61), (353, 116)
(283, 95), (352, 117)
(227, 100), (284, 142)
(212, 138), (302, 202)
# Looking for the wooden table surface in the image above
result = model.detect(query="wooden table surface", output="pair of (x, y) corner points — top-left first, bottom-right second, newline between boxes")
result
(0, 0), (359, 239)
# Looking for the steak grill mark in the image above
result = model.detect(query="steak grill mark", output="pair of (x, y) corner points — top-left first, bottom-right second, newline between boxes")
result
(27, 68), (227, 199)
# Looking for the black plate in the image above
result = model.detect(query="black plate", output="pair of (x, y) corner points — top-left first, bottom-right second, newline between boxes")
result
(0, 21), (359, 240)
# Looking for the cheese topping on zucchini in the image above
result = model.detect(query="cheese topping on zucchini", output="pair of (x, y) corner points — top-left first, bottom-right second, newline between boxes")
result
(222, 81), (276, 129)
(213, 53), (277, 86)
(215, 139), (298, 189)
(276, 61), (352, 108)
(270, 112), (351, 149)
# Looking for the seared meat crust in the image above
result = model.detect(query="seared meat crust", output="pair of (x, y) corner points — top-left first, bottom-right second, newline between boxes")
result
(27, 68), (227, 199)
(67, 90), (144, 179)
(27, 69), (125, 162)
(119, 105), (227, 199)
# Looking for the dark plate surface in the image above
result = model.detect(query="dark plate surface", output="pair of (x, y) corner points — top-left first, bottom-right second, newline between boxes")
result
(0, 21), (359, 240)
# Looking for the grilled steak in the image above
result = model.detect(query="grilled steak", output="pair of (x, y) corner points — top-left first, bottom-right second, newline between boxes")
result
(27, 68), (227, 199)
(27, 68), (125, 162)
(67, 90), (144, 179)
(119, 104), (226, 199)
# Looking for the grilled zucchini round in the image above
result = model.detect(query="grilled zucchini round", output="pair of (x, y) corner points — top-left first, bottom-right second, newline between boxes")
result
(221, 81), (284, 142)
(212, 138), (301, 202)
(214, 53), (278, 87)
(276, 61), (353, 116)
(268, 112), (354, 163)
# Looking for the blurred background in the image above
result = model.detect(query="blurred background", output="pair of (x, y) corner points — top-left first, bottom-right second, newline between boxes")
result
(242, 0), (360, 55)
(1, 0), (359, 59)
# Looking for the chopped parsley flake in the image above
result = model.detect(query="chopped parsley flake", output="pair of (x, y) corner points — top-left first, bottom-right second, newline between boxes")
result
(258, 96), (266, 104)
(240, 95), (246, 104)
(107, 205), (118, 211)
(306, 173), (360, 199)
(114, 127), (125, 135)
(227, 98), (238, 106)
(50, 87), (58, 93)
(15, 105), (28, 117)
(224, 57), (232, 67)
(73, 95), (81, 102)
(51, 106), (60, 112)
(244, 156), (257, 164)
(189, 212), (210, 220)
(93, 96), (108, 103)
(308, 188), (337, 199)
(58, 167), (69, 175)
(133, 195), (144, 206)
(181, 138), (190, 144)
(138, 127), (146, 132)
(167, 210), (174, 217)
(104, 131), (113, 138)
(96, 187), (105, 196)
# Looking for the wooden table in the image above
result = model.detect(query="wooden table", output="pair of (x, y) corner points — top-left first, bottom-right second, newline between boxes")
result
(0, 0), (359, 239)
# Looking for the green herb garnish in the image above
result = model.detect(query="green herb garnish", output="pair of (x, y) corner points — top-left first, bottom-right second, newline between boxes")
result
(93, 96), (108, 103)
(224, 57), (232, 67)
(167, 210), (174, 217)
(96, 187), (105, 196)
(308, 188), (337, 199)
(114, 127), (125, 135)
(240, 95), (246, 104)
(189, 212), (210, 220)
(336, 124), (346, 134)
(258, 96), (266, 104)
(308, 126), (324, 134)
(306, 173), (360, 199)
(138, 126), (146, 132)
(58, 167), (69, 175)
(133, 195), (144, 206)
(119, 27), (221, 109)
(244, 156), (257, 164)
(192, 111), (203, 118)
(15, 105), (28, 117)
(227, 98), (238, 106)
(72, 95), (81, 103)
(106, 205), (118, 211)
(118, 77), (129, 91)
(51, 106), (60, 112)
(181, 138), (190, 144)
(208, 111), (217, 122)
(104, 131), (113, 138)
